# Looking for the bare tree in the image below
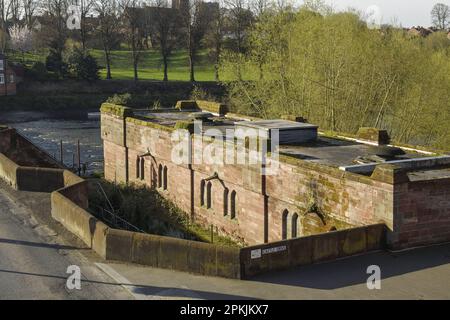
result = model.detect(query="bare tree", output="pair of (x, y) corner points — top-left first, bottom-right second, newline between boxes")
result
(120, 0), (145, 81)
(183, 0), (213, 82)
(22, 0), (39, 29)
(148, 0), (181, 81)
(77, 0), (95, 52)
(251, 0), (270, 17)
(224, 0), (253, 54)
(41, 0), (69, 56)
(431, 3), (450, 30)
(95, 0), (121, 79)
(205, 0), (226, 81)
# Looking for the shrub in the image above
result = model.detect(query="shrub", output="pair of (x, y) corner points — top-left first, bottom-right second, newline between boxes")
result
(106, 93), (132, 106)
(190, 85), (216, 101)
(45, 49), (67, 78)
(67, 49), (100, 81)
(25, 62), (55, 81)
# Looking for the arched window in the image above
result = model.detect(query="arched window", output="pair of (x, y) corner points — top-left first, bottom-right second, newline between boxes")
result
(158, 164), (163, 188)
(223, 188), (229, 216)
(140, 158), (145, 180)
(163, 166), (168, 190)
(292, 213), (299, 239)
(200, 180), (206, 206)
(206, 182), (212, 209)
(282, 210), (289, 240)
(230, 191), (237, 219)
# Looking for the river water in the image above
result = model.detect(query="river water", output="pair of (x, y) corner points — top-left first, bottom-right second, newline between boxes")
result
(2, 111), (103, 173)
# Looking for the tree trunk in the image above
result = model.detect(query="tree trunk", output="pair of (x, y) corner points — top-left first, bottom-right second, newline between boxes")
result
(134, 60), (138, 82)
(163, 55), (168, 82)
(189, 52), (195, 82)
(105, 50), (112, 80)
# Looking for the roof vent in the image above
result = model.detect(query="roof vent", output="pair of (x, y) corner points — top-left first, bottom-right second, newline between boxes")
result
(235, 120), (318, 145)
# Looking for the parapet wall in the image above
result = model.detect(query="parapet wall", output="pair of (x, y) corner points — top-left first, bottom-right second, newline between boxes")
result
(241, 224), (386, 278)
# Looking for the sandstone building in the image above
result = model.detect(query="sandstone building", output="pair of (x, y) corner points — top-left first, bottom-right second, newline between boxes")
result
(101, 101), (450, 250)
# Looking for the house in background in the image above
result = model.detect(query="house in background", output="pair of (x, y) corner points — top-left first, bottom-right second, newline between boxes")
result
(0, 54), (17, 96)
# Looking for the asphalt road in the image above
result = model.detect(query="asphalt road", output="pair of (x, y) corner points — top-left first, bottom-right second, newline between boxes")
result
(0, 188), (133, 300)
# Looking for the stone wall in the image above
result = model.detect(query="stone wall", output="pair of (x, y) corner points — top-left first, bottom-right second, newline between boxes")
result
(392, 177), (450, 249)
(100, 103), (450, 250)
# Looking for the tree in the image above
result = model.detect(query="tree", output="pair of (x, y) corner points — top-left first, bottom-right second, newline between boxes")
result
(77, 0), (95, 52)
(221, 8), (450, 150)
(67, 48), (100, 81)
(120, 0), (145, 81)
(41, 0), (69, 75)
(224, 0), (253, 54)
(148, 0), (181, 82)
(431, 3), (450, 30)
(205, 0), (226, 81)
(95, 0), (121, 79)
(22, 0), (39, 29)
(9, 24), (33, 61)
(183, 0), (214, 82)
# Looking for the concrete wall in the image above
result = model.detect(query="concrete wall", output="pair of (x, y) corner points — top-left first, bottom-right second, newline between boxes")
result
(0, 153), (19, 188)
(240, 224), (386, 278)
(105, 229), (241, 279)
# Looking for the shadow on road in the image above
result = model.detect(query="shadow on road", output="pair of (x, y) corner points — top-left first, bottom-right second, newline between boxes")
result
(249, 243), (450, 290)
(0, 238), (81, 251)
(0, 268), (254, 300)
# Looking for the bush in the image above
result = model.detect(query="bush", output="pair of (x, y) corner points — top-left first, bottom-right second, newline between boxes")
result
(106, 93), (132, 106)
(190, 85), (217, 102)
(67, 49), (100, 81)
(25, 62), (56, 81)
(45, 50), (67, 78)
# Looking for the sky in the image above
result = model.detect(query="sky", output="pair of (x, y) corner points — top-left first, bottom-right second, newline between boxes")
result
(299, 0), (450, 28)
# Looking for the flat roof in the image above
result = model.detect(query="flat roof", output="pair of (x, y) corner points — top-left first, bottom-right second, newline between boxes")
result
(133, 110), (435, 168)
(236, 120), (318, 131)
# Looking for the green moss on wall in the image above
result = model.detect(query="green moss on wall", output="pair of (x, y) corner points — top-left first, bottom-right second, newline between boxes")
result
(100, 103), (133, 118)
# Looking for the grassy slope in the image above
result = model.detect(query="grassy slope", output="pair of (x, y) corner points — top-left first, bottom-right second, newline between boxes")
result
(9, 48), (217, 82)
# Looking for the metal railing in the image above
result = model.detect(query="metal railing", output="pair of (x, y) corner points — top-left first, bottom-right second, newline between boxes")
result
(95, 206), (145, 234)
(93, 182), (146, 234)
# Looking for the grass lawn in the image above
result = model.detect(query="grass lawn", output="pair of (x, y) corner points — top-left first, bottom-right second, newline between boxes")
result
(90, 49), (216, 82)
(9, 48), (217, 82)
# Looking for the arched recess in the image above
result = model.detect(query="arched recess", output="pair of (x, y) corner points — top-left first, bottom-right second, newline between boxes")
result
(291, 213), (299, 239)
(223, 188), (229, 216)
(230, 191), (237, 219)
(206, 182), (213, 209)
(136, 157), (140, 179)
(200, 180), (206, 206)
(282, 209), (289, 240)
(158, 164), (163, 188)
(163, 166), (168, 190)
(140, 158), (145, 180)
